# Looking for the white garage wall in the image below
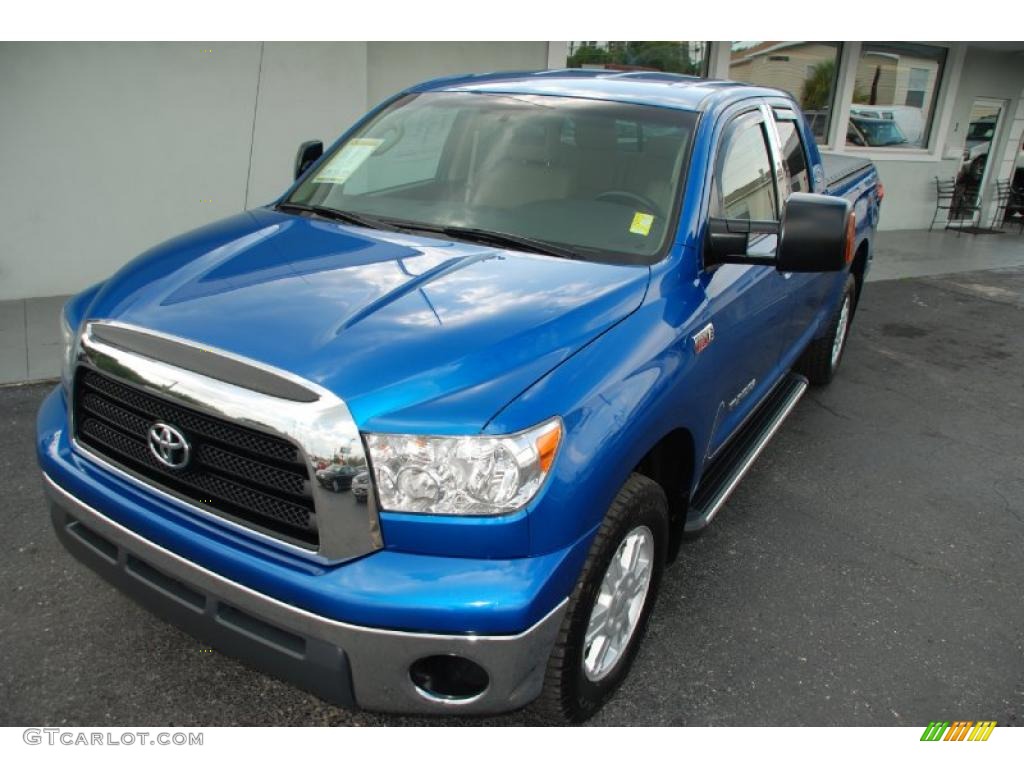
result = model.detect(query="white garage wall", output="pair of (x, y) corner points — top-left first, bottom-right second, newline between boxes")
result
(0, 42), (262, 301)
(365, 42), (551, 107)
(0, 41), (551, 302)
(245, 42), (369, 208)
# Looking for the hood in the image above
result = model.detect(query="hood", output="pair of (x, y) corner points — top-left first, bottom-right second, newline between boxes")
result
(86, 209), (649, 432)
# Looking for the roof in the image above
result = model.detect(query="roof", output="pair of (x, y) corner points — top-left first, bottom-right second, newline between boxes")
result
(408, 69), (792, 113)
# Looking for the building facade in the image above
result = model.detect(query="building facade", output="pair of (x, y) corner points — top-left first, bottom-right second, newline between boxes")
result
(1, 41), (1022, 306)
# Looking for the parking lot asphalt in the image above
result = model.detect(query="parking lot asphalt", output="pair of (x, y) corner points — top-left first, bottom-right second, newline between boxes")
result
(2, 266), (1023, 726)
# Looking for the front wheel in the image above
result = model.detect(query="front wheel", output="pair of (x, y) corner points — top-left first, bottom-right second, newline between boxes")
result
(796, 274), (856, 386)
(532, 474), (668, 723)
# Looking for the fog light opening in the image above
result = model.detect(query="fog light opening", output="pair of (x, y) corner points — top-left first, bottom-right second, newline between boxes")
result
(409, 655), (489, 703)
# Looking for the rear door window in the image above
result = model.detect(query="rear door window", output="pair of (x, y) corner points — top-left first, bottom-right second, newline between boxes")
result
(774, 118), (811, 194)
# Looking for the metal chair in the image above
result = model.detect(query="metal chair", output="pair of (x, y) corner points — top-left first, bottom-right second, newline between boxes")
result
(1002, 181), (1024, 234)
(930, 177), (979, 234)
(990, 180), (1012, 230)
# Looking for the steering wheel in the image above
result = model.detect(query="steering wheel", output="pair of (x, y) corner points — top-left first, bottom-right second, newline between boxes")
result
(594, 190), (663, 217)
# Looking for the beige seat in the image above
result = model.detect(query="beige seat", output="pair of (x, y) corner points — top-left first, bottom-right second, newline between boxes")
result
(471, 122), (572, 209)
(572, 123), (681, 214)
(622, 135), (681, 212)
(571, 117), (621, 199)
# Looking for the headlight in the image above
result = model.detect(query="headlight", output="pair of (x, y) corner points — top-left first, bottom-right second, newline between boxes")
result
(59, 308), (76, 396)
(365, 418), (561, 515)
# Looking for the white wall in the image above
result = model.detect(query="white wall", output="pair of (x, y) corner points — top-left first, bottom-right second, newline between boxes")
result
(0, 41), (550, 301)
(871, 157), (961, 230)
(246, 42), (369, 208)
(0, 42), (261, 301)
(365, 42), (551, 107)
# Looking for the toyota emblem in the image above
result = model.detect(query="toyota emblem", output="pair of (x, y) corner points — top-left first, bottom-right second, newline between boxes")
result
(147, 422), (191, 470)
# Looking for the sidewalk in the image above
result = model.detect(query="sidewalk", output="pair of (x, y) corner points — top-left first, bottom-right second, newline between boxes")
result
(867, 228), (1024, 282)
(0, 295), (68, 385)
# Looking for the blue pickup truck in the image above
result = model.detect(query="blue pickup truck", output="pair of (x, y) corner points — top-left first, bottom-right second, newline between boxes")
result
(37, 70), (881, 722)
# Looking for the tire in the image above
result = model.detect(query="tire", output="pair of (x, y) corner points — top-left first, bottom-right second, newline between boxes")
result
(796, 274), (856, 386)
(531, 473), (669, 723)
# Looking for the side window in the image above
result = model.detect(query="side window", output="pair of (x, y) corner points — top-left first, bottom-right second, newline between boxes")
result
(775, 119), (811, 194)
(715, 117), (778, 221)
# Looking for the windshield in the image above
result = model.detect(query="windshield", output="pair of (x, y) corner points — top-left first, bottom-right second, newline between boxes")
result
(850, 117), (907, 147)
(285, 92), (697, 264)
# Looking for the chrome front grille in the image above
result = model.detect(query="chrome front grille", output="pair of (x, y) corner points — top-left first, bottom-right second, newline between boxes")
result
(75, 369), (319, 546)
(71, 321), (383, 561)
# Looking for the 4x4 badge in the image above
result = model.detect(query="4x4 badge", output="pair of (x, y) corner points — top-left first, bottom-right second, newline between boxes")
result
(693, 323), (715, 354)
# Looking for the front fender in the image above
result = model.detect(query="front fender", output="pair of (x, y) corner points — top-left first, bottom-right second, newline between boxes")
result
(488, 256), (714, 556)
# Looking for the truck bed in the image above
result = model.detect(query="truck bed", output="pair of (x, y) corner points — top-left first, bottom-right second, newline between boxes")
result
(821, 152), (875, 192)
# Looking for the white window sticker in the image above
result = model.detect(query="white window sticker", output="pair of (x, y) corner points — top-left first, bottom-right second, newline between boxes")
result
(312, 138), (383, 184)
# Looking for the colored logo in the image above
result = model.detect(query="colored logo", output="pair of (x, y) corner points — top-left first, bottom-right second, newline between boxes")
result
(692, 323), (715, 354)
(920, 721), (997, 741)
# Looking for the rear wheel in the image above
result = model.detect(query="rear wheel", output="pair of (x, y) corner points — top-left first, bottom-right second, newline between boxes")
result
(796, 274), (856, 386)
(532, 474), (668, 723)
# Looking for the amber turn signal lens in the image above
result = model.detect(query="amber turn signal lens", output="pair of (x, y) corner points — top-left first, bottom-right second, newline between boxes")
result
(844, 212), (856, 265)
(536, 424), (562, 473)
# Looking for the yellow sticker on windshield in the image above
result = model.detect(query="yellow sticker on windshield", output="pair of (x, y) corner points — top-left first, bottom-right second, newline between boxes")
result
(630, 212), (654, 236)
(312, 138), (383, 184)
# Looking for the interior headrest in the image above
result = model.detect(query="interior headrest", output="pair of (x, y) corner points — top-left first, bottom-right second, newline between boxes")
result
(642, 135), (681, 157)
(574, 117), (618, 151)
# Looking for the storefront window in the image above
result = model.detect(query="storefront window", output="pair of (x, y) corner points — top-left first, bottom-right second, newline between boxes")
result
(567, 42), (709, 76)
(847, 43), (947, 149)
(729, 42), (841, 142)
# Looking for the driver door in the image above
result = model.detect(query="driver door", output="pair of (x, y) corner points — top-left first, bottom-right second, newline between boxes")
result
(700, 107), (790, 457)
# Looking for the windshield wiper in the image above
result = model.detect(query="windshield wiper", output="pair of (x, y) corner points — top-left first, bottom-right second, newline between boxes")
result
(276, 204), (579, 260)
(274, 202), (396, 231)
(387, 221), (579, 260)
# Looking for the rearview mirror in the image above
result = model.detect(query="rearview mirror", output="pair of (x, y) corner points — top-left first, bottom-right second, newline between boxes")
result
(294, 140), (323, 180)
(776, 193), (853, 273)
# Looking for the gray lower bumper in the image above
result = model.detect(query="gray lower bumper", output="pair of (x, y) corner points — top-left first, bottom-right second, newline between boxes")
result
(44, 473), (567, 715)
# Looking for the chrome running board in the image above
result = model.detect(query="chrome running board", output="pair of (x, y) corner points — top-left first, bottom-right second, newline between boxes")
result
(685, 373), (809, 533)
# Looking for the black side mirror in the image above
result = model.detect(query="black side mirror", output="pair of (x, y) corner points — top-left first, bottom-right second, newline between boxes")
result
(704, 218), (778, 268)
(777, 193), (852, 273)
(704, 193), (852, 273)
(294, 140), (323, 180)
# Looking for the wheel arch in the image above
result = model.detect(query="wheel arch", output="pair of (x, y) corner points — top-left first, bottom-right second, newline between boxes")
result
(632, 426), (695, 562)
(850, 237), (870, 310)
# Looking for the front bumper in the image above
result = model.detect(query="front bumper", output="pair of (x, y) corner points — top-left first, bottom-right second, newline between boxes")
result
(44, 474), (567, 714)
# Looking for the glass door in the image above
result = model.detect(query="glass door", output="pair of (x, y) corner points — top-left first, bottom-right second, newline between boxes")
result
(957, 98), (1007, 227)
